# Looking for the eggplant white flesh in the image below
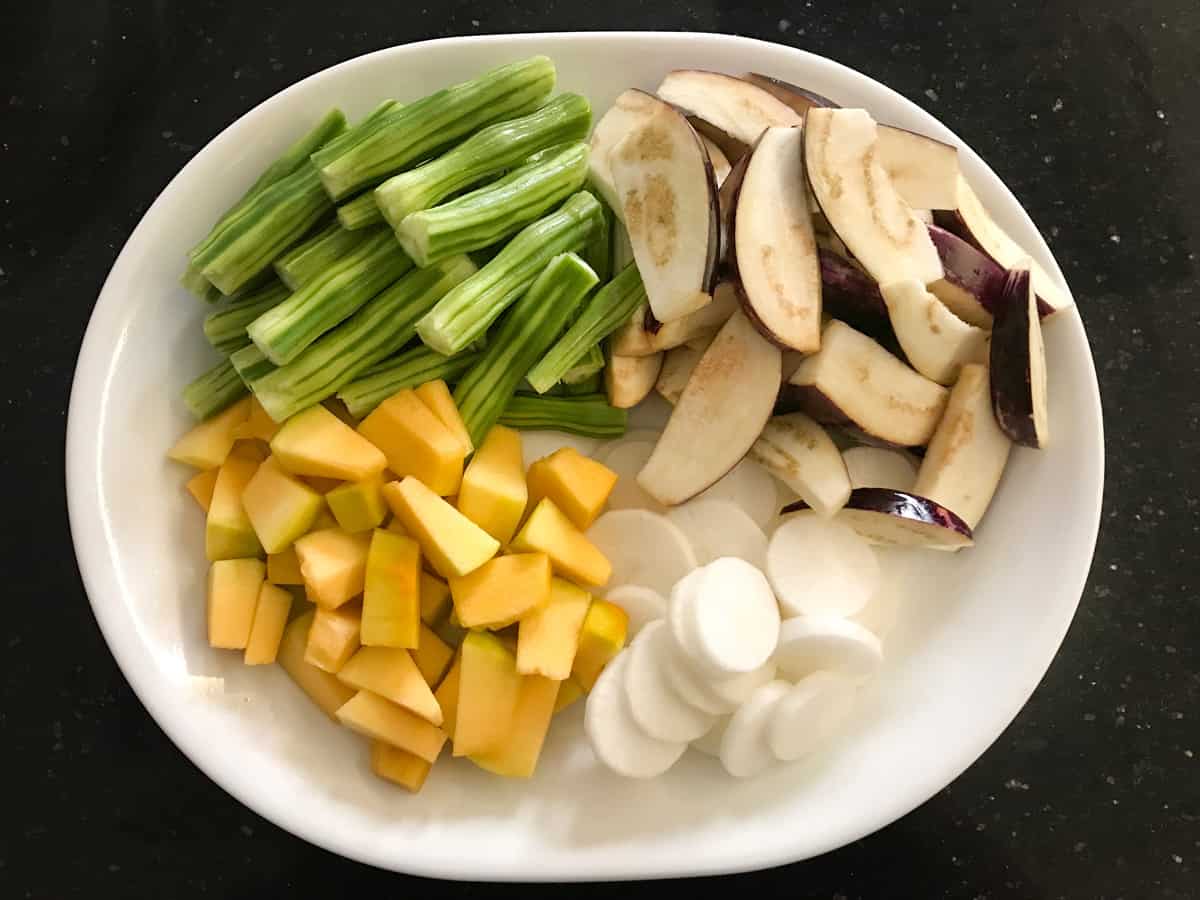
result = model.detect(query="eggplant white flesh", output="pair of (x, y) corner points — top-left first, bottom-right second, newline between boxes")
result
(934, 175), (1069, 315)
(610, 101), (720, 323)
(880, 279), (989, 385)
(874, 125), (960, 210)
(837, 487), (974, 550)
(728, 127), (822, 353)
(605, 351), (663, 409)
(804, 108), (944, 287)
(842, 445), (918, 492)
(656, 70), (802, 152)
(787, 319), (948, 447)
(989, 266), (1050, 447)
(749, 413), (851, 517)
(926, 224), (1007, 328)
(655, 338), (711, 405)
(610, 284), (737, 357)
(637, 310), (782, 506)
(588, 89), (661, 222)
(741, 72), (839, 115)
(700, 135), (733, 186)
(913, 363), (1012, 528)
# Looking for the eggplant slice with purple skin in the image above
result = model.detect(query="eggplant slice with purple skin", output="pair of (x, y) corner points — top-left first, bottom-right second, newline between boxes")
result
(879, 279), (988, 385)
(989, 266), (1050, 448)
(605, 351), (663, 409)
(587, 88), (661, 222)
(818, 248), (895, 344)
(874, 126), (960, 211)
(610, 283), (738, 357)
(741, 73), (840, 115)
(926, 224), (1009, 328)
(783, 487), (974, 550)
(727, 126), (822, 353)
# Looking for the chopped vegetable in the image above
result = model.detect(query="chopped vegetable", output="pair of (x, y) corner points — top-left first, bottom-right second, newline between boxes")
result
(273, 221), (364, 290)
(203, 281), (290, 355)
(336, 191), (384, 230)
(338, 345), (481, 420)
(182, 358), (249, 420)
(498, 393), (628, 438)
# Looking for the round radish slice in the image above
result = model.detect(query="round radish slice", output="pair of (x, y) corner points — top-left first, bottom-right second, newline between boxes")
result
(519, 430), (600, 471)
(851, 587), (901, 639)
(689, 557), (781, 676)
(692, 715), (730, 757)
(719, 679), (791, 777)
(585, 651), (687, 778)
(842, 446), (918, 492)
(705, 660), (778, 708)
(661, 636), (739, 715)
(773, 616), (884, 683)
(597, 429), (661, 461)
(766, 511), (879, 618)
(588, 509), (698, 598)
(767, 671), (858, 761)
(599, 441), (667, 512)
(624, 622), (716, 741)
(604, 584), (667, 639)
(667, 567), (709, 665)
(666, 498), (768, 569)
(693, 458), (779, 530)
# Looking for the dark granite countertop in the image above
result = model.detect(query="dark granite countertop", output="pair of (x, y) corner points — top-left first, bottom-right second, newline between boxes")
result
(3, 2), (1198, 897)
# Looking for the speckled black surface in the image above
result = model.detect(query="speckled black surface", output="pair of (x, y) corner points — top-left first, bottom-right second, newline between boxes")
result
(3, 2), (1198, 898)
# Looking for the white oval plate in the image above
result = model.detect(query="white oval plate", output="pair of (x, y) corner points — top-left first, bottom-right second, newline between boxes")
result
(66, 32), (1103, 881)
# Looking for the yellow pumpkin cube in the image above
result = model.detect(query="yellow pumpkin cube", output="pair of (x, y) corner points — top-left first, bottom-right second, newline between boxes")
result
(382, 477), (499, 579)
(307, 506), (338, 533)
(207, 558), (266, 649)
(241, 456), (324, 554)
(448, 553), (552, 629)
(206, 454), (263, 561)
(369, 741), (432, 793)
(185, 468), (220, 513)
(453, 631), (521, 757)
(414, 379), (473, 455)
(325, 475), (387, 533)
(230, 439), (271, 463)
(510, 498), (611, 587)
(335, 690), (447, 763)
(168, 396), (251, 470)
(457, 425), (527, 544)
(302, 475), (344, 494)
(571, 598), (629, 691)
(470, 675), (560, 778)
(266, 547), (304, 585)
(432, 617), (467, 650)
(412, 623), (454, 687)
(358, 390), (466, 496)
(244, 581), (292, 665)
(304, 603), (362, 673)
(293, 528), (370, 609)
(554, 676), (585, 713)
(337, 646), (442, 725)
(517, 577), (591, 680)
(526, 447), (618, 530)
(231, 395), (281, 442)
(419, 572), (452, 626)
(361, 529), (420, 648)
(433, 654), (461, 740)
(278, 612), (355, 717)
(271, 404), (387, 481)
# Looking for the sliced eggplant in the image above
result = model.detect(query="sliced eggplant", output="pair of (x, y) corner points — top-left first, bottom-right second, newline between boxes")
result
(741, 73), (839, 114)
(927, 224), (1007, 328)
(655, 336), (712, 405)
(989, 266), (1049, 447)
(935, 175), (1069, 314)
(787, 319), (948, 447)
(914, 363), (1011, 527)
(611, 282), (738, 357)
(605, 351), (663, 409)
(804, 108), (943, 287)
(880, 279), (988, 385)
(588, 89), (662, 222)
(637, 310), (782, 506)
(700, 135), (733, 186)
(656, 70), (801, 158)
(874, 126), (960, 210)
(819, 248), (893, 341)
(837, 488), (973, 550)
(727, 127), (821, 352)
(749, 413), (851, 517)
(610, 101), (720, 323)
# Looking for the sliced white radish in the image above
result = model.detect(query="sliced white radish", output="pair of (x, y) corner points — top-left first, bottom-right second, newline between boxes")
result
(605, 352), (662, 409)
(787, 319), (948, 447)
(804, 108), (943, 287)
(691, 715), (730, 757)
(880, 279), (988, 386)
(518, 430), (600, 471)
(624, 621), (716, 741)
(766, 511), (879, 618)
(767, 671), (858, 762)
(584, 652), (686, 778)
(874, 125), (960, 211)
(587, 508), (698, 598)
(655, 340), (709, 405)
(599, 440), (666, 513)
(638, 310), (781, 506)
(773, 616), (884, 683)
(666, 565), (710, 665)
(989, 265), (1050, 448)
(588, 89), (661, 221)
(687, 557), (781, 677)
(749, 413), (850, 517)
(728, 126), (822, 353)
(610, 101), (719, 323)
(666, 498), (767, 569)
(850, 586), (902, 639)
(914, 363), (1012, 528)
(597, 428), (661, 458)
(719, 679), (791, 777)
(840, 487), (974, 550)
(656, 70), (802, 154)
(660, 642), (738, 715)
(692, 455), (781, 532)
(610, 286), (737, 357)
(700, 135), (732, 186)
(842, 445), (918, 492)
(603, 584), (667, 639)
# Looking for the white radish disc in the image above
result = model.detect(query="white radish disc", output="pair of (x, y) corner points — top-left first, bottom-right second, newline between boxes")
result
(692, 716), (730, 757)
(766, 511), (880, 618)
(667, 498), (768, 569)
(773, 616), (884, 683)
(850, 586), (901, 639)
(693, 458), (779, 530)
(585, 652), (687, 778)
(661, 637), (739, 715)
(588, 509), (698, 598)
(624, 622), (716, 741)
(604, 584), (667, 639)
(767, 671), (858, 762)
(519, 430), (600, 471)
(597, 441), (666, 513)
(705, 660), (778, 708)
(842, 446), (918, 492)
(689, 557), (781, 676)
(719, 679), (791, 777)
(667, 567), (709, 664)
(597, 430), (661, 461)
